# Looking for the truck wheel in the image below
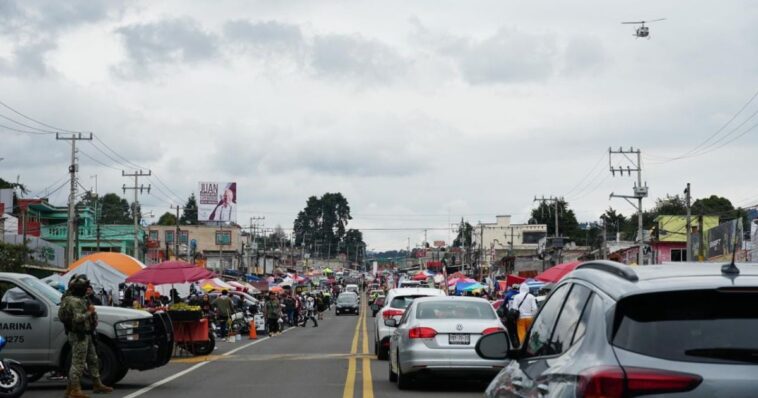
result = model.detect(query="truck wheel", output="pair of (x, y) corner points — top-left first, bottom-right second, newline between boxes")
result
(0, 362), (28, 398)
(65, 341), (122, 387)
(113, 367), (129, 384)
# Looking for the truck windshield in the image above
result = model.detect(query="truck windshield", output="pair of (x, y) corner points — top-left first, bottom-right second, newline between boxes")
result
(24, 277), (62, 305)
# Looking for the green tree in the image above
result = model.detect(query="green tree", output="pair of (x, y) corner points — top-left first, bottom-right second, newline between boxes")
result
(452, 219), (474, 248)
(601, 207), (627, 239)
(99, 193), (133, 224)
(0, 242), (30, 273)
(342, 228), (366, 263)
(180, 194), (199, 225)
(157, 212), (177, 226)
(530, 199), (580, 241)
(293, 192), (354, 258)
(0, 177), (27, 194)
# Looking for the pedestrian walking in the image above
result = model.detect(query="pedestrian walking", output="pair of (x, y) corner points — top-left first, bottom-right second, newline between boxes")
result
(213, 290), (234, 337)
(508, 284), (538, 345)
(283, 294), (296, 327)
(301, 294), (318, 327)
(58, 275), (114, 398)
(316, 293), (325, 320)
(264, 292), (283, 335)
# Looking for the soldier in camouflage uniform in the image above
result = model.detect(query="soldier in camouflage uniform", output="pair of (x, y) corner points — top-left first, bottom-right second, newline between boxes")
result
(58, 275), (113, 398)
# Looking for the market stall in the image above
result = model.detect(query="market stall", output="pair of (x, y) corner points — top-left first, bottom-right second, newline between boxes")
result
(126, 261), (216, 356)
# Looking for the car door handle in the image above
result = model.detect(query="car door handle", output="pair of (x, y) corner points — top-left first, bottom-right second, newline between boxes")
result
(537, 384), (549, 394)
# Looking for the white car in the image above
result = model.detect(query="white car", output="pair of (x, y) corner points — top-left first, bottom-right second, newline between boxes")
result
(374, 287), (445, 360)
(345, 284), (359, 294)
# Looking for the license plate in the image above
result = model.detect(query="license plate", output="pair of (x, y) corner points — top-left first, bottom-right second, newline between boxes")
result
(448, 334), (470, 345)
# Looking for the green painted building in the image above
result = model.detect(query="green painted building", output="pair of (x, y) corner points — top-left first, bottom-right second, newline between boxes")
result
(24, 201), (143, 261)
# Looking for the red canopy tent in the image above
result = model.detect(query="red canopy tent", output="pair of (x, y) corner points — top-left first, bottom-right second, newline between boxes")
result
(126, 261), (215, 285)
(412, 272), (430, 281)
(535, 261), (582, 283)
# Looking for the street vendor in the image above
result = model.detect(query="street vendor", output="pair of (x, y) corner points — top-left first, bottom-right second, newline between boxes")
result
(212, 290), (234, 337)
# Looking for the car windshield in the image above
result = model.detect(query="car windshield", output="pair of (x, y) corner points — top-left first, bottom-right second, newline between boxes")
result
(416, 300), (496, 320)
(24, 277), (62, 305)
(612, 289), (758, 364)
(390, 295), (429, 309)
(338, 296), (357, 303)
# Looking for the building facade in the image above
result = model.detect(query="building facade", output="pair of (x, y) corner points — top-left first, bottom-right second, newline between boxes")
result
(146, 224), (243, 271)
(474, 215), (548, 266)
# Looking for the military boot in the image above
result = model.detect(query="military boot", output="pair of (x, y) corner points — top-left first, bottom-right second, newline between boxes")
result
(92, 379), (114, 394)
(68, 385), (90, 398)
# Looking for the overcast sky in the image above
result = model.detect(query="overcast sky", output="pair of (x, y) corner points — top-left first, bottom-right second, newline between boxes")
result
(1, 0), (757, 250)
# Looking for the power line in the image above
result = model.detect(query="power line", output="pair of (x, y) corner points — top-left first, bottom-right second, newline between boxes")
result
(0, 113), (58, 134)
(0, 122), (56, 135)
(0, 99), (80, 133)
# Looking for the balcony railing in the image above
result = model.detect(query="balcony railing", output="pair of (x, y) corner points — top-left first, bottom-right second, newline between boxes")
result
(41, 224), (138, 241)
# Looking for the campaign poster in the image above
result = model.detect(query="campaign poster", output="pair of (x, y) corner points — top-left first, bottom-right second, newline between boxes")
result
(198, 182), (237, 222)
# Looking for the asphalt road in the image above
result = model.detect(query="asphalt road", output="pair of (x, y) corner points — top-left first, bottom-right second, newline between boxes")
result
(26, 299), (488, 398)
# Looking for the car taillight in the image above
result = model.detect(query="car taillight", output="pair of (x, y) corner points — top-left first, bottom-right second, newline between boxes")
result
(482, 327), (504, 336)
(408, 327), (437, 339)
(382, 309), (404, 320)
(577, 366), (702, 398)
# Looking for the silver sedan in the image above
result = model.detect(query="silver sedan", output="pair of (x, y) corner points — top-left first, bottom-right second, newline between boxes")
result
(387, 296), (506, 389)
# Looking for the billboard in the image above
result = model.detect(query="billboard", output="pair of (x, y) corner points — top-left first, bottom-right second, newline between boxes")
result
(198, 182), (237, 223)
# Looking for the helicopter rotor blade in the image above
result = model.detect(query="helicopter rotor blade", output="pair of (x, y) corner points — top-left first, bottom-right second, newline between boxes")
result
(621, 21), (644, 24)
(647, 18), (666, 23)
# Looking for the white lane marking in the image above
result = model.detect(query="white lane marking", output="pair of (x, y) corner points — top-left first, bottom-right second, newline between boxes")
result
(123, 326), (296, 398)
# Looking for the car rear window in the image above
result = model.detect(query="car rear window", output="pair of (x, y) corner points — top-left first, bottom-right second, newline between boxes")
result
(612, 289), (758, 364)
(390, 295), (429, 309)
(416, 300), (496, 320)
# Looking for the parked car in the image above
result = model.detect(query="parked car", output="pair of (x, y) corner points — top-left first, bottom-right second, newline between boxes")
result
(387, 296), (505, 389)
(476, 260), (758, 398)
(335, 293), (360, 316)
(371, 296), (385, 317)
(374, 287), (445, 360)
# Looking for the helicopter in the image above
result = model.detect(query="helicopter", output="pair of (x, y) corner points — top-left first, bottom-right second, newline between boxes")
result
(621, 18), (666, 39)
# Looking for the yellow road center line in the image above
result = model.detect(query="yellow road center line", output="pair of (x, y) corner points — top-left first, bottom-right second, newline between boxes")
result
(361, 299), (374, 398)
(343, 298), (363, 398)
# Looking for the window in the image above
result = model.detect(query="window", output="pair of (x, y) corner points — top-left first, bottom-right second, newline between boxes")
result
(165, 230), (174, 243)
(215, 231), (231, 246)
(670, 248), (687, 262)
(149, 230), (159, 240)
(0, 281), (36, 313)
(390, 295), (427, 309)
(179, 230), (189, 244)
(522, 231), (546, 245)
(612, 290), (758, 364)
(525, 284), (569, 357)
(416, 300), (496, 320)
(549, 284), (593, 355)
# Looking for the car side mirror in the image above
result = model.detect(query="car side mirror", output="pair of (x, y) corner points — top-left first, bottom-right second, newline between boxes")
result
(384, 318), (397, 328)
(475, 331), (512, 360)
(4, 300), (45, 317)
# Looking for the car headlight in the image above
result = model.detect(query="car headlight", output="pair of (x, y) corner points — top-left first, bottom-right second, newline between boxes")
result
(115, 320), (141, 338)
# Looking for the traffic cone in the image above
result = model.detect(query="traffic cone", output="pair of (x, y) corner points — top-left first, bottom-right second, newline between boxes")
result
(249, 319), (257, 340)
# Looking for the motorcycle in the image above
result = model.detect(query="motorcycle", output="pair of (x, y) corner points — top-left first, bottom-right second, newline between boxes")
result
(0, 336), (27, 398)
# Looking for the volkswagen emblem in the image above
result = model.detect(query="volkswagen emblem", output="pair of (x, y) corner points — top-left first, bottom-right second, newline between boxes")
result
(456, 324), (463, 331)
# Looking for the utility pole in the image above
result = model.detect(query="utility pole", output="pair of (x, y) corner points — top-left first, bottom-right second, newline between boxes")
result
(171, 204), (187, 261)
(56, 132), (92, 266)
(609, 147), (648, 265)
(122, 170), (151, 259)
(684, 183), (692, 261)
(534, 196), (563, 267)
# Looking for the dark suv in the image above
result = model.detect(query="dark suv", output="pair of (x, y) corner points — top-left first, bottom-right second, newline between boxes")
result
(476, 260), (757, 397)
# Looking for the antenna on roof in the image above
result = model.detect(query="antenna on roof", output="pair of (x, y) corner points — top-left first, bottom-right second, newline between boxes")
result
(721, 236), (740, 276)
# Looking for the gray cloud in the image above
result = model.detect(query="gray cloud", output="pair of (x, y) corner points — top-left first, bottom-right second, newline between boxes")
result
(223, 20), (305, 56)
(457, 28), (558, 84)
(113, 18), (218, 78)
(562, 36), (607, 77)
(0, 1), (121, 77)
(310, 34), (410, 83)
